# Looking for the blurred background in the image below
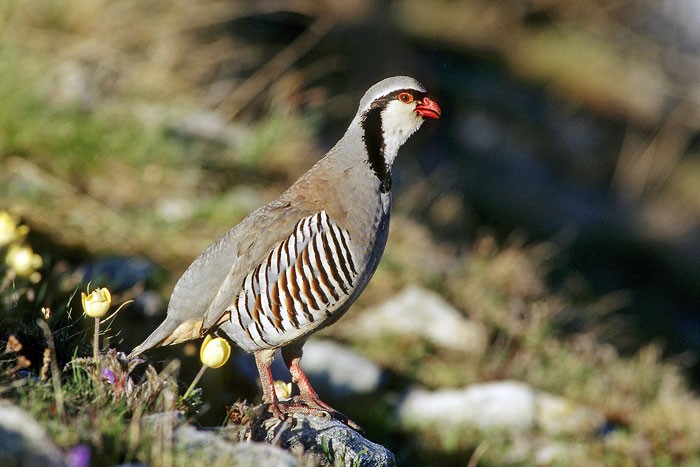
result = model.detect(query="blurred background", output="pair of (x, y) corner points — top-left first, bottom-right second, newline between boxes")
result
(3, 0), (700, 464)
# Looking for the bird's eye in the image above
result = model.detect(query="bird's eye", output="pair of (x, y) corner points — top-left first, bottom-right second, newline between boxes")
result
(397, 92), (414, 104)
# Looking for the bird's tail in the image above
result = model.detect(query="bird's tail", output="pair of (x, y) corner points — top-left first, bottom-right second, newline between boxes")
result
(129, 318), (187, 358)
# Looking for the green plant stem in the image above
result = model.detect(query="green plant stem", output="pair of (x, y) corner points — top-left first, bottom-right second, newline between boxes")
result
(183, 364), (207, 400)
(93, 317), (100, 360)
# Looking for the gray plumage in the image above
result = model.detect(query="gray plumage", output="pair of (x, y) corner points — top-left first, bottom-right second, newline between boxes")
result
(130, 76), (440, 425)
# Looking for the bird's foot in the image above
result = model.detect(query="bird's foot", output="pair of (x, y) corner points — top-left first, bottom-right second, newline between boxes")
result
(267, 396), (362, 431)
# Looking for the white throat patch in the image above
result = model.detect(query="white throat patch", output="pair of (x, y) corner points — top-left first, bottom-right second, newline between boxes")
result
(380, 100), (424, 167)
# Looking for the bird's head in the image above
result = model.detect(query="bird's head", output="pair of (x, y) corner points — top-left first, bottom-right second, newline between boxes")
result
(358, 76), (441, 139)
(352, 76), (441, 191)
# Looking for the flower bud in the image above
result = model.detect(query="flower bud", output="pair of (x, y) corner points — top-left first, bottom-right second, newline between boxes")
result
(274, 380), (293, 400)
(199, 335), (231, 368)
(81, 287), (112, 318)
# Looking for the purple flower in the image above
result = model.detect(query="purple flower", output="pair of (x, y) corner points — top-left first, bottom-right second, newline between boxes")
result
(66, 444), (91, 467)
(101, 367), (116, 384)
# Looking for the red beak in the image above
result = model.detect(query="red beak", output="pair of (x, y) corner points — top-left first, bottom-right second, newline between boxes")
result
(415, 97), (441, 119)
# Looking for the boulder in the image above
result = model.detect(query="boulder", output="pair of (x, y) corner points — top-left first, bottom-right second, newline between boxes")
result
(144, 408), (395, 467)
(397, 380), (605, 436)
(300, 339), (385, 399)
(142, 411), (300, 467)
(342, 286), (488, 354)
(249, 410), (395, 467)
(0, 402), (67, 467)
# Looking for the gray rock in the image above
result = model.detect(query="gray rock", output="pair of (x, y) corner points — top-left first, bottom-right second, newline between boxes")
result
(343, 286), (488, 354)
(172, 110), (250, 149)
(250, 411), (395, 467)
(176, 424), (300, 467)
(0, 401), (67, 467)
(301, 339), (385, 399)
(397, 381), (605, 436)
(143, 409), (394, 467)
(398, 381), (536, 432)
(142, 412), (300, 467)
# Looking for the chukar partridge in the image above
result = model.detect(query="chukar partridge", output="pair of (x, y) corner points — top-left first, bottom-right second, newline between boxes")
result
(131, 76), (440, 426)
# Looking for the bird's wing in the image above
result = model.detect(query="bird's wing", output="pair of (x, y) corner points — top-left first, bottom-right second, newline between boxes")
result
(216, 209), (360, 350)
(131, 200), (360, 355)
(130, 201), (300, 355)
(167, 201), (299, 328)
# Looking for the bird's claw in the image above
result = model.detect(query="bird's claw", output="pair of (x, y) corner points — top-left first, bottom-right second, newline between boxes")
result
(267, 397), (362, 431)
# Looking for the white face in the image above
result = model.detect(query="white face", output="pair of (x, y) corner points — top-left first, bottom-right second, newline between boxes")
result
(380, 97), (425, 166)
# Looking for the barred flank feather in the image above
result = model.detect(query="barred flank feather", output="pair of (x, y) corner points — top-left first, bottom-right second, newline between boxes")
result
(229, 211), (358, 349)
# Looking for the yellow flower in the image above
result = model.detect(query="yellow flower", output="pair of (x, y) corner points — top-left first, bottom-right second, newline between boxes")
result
(183, 335), (233, 399)
(0, 211), (29, 248)
(274, 380), (293, 400)
(81, 287), (112, 318)
(5, 244), (42, 279)
(199, 335), (231, 368)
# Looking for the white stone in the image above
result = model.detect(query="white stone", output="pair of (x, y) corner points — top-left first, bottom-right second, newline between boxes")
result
(301, 339), (384, 399)
(346, 286), (488, 354)
(397, 381), (605, 436)
(398, 381), (536, 432)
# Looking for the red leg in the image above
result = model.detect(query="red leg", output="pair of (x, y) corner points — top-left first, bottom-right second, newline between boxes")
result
(255, 346), (361, 430)
(254, 348), (324, 422)
(284, 352), (335, 412)
(254, 350), (286, 421)
(281, 344), (361, 430)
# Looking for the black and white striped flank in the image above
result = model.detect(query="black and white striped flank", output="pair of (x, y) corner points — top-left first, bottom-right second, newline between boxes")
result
(228, 211), (358, 349)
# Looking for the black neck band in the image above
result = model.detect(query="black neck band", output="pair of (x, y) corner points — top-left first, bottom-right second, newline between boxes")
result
(362, 106), (391, 193)
(360, 88), (427, 193)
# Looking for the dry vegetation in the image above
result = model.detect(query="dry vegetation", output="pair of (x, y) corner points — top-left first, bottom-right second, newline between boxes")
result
(3, 0), (700, 466)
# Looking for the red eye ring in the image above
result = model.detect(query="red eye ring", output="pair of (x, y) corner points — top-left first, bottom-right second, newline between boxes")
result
(397, 92), (414, 104)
